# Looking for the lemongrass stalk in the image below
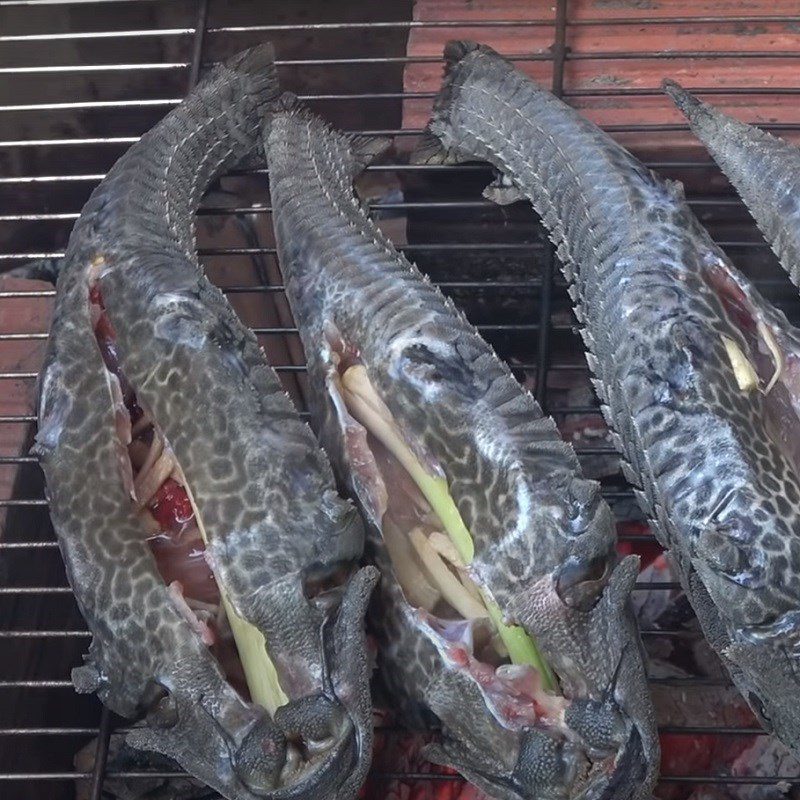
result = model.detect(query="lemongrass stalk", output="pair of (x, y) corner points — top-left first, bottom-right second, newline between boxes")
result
(219, 595), (287, 716)
(176, 467), (288, 715)
(722, 336), (758, 392)
(341, 365), (556, 692)
(757, 320), (783, 395)
(341, 366), (474, 563)
(409, 527), (487, 619)
(383, 518), (441, 610)
(427, 530), (465, 568)
(484, 597), (556, 691)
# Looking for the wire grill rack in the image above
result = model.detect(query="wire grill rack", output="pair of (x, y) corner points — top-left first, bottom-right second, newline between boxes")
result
(2, 0), (800, 797)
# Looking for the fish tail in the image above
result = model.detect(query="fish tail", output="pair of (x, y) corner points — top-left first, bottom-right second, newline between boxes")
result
(222, 41), (278, 110)
(412, 40), (506, 166)
(661, 79), (714, 128)
(5, 257), (63, 285)
(74, 42), (279, 265)
(270, 92), (391, 180)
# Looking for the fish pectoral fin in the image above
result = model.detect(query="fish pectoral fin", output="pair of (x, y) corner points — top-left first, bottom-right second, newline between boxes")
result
(483, 173), (526, 206)
(71, 662), (103, 694)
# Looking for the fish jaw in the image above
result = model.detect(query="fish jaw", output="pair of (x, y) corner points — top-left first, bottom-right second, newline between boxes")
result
(426, 726), (646, 800)
(408, 556), (654, 800)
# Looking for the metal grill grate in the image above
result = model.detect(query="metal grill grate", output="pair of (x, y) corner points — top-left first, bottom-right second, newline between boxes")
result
(2, 0), (800, 797)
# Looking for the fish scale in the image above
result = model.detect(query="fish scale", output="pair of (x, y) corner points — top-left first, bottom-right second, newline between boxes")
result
(267, 95), (657, 800)
(422, 40), (800, 756)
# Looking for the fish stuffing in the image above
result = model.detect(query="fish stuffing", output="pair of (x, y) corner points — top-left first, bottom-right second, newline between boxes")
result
(664, 80), (800, 291)
(34, 45), (377, 799)
(265, 95), (658, 800)
(420, 41), (800, 754)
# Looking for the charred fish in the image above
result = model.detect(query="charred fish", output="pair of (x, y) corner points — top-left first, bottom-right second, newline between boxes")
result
(664, 79), (800, 291)
(266, 95), (658, 800)
(34, 45), (376, 799)
(421, 41), (800, 754)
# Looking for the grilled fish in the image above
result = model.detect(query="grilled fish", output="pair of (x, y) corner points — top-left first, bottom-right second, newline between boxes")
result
(664, 80), (800, 291)
(34, 45), (376, 799)
(420, 41), (800, 753)
(265, 95), (658, 800)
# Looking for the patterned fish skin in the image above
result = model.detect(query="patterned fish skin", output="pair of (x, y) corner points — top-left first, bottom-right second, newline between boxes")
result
(422, 41), (800, 755)
(265, 98), (658, 800)
(663, 80), (800, 291)
(34, 45), (377, 800)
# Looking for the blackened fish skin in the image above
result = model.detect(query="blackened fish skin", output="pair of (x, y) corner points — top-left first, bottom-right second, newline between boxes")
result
(266, 97), (657, 800)
(34, 45), (376, 800)
(422, 41), (800, 753)
(664, 80), (800, 290)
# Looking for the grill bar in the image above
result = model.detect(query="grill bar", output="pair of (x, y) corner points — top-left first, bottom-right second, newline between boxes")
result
(3, 0), (800, 792)
(534, 0), (567, 411)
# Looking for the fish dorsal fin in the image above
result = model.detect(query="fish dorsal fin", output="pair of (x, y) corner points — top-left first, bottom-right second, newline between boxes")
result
(483, 172), (526, 206)
(271, 92), (390, 179)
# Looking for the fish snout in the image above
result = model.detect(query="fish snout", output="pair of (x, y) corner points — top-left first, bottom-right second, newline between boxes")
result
(511, 726), (580, 799)
(564, 696), (629, 757)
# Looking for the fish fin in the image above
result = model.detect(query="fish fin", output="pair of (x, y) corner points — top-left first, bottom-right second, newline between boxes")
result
(664, 177), (686, 200)
(415, 40), (505, 165)
(272, 90), (302, 113)
(409, 130), (467, 165)
(5, 258), (63, 284)
(72, 662), (102, 694)
(272, 91), (390, 178)
(222, 42), (279, 110)
(483, 172), (525, 205)
(348, 134), (392, 175)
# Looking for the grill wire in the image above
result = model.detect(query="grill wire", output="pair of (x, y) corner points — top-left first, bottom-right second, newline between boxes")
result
(1, 0), (800, 797)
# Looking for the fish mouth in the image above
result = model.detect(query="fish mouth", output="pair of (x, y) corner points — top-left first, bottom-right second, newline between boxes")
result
(319, 330), (653, 798)
(86, 277), (374, 796)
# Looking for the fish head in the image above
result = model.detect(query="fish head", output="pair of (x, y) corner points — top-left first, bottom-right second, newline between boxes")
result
(114, 561), (378, 799)
(413, 549), (656, 800)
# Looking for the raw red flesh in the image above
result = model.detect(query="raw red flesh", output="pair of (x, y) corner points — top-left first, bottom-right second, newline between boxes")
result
(704, 264), (757, 334)
(616, 521), (662, 571)
(148, 478), (195, 534)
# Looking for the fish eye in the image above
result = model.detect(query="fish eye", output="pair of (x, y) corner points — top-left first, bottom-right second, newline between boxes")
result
(555, 554), (612, 611)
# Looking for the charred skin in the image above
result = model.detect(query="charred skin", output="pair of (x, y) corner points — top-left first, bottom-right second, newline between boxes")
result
(35, 45), (376, 800)
(421, 41), (800, 754)
(266, 98), (657, 800)
(663, 80), (800, 291)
